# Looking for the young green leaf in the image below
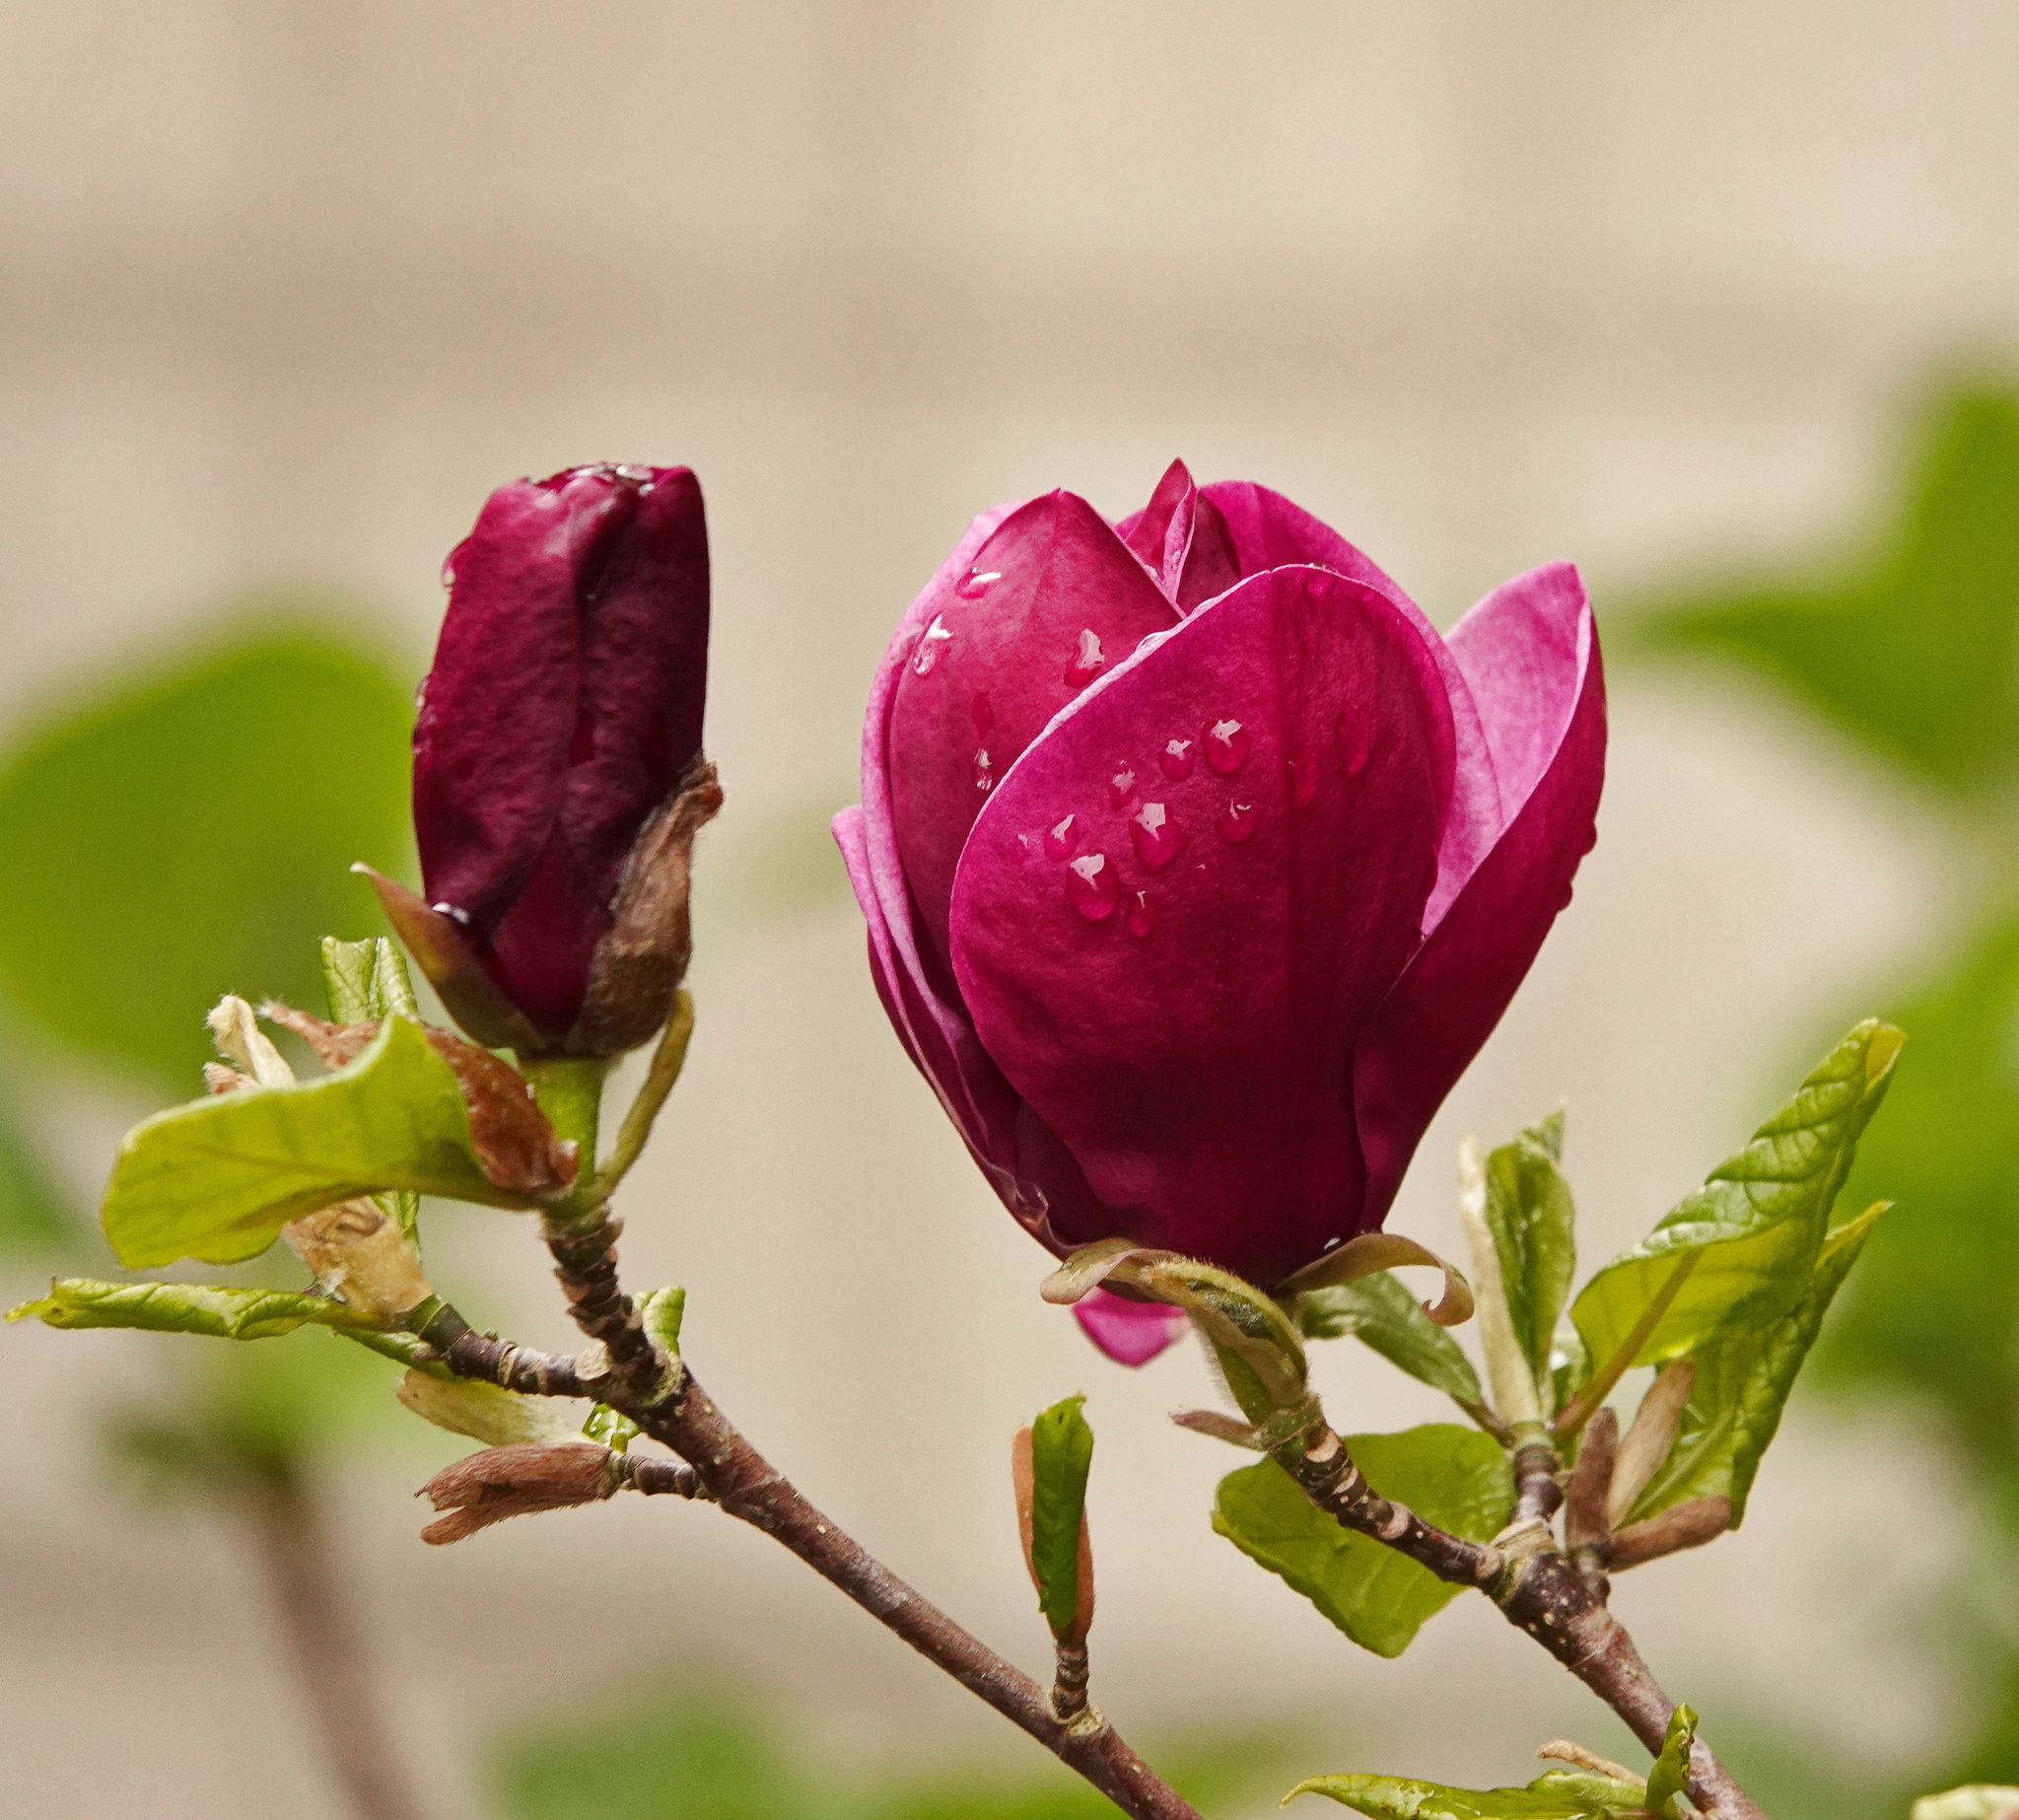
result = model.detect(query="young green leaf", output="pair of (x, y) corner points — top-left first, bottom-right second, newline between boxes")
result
(1213, 1425), (1513, 1658)
(1297, 1271), (1488, 1420)
(1484, 1111), (1577, 1392)
(319, 936), (419, 1024)
(103, 1015), (539, 1269)
(1021, 1393), (1095, 1642)
(582, 1403), (641, 1451)
(1286, 1770), (1645, 1817)
(639, 1285), (686, 1359)
(1570, 1020), (1901, 1390)
(8, 1277), (381, 1342)
(1642, 1706), (1698, 1819)
(1625, 1204), (1887, 1527)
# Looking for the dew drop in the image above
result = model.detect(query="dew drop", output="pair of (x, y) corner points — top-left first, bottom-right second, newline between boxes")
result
(911, 614), (954, 676)
(1158, 737), (1196, 781)
(1125, 891), (1155, 939)
(1337, 712), (1371, 777)
(971, 691), (995, 740)
(1557, 880), (1575, 911)
(430, 901), (473, 927)
(1043, 813), (1078, 861)
(1130, 802), (1189, 873)
(615, 463), (654, 481)
(1206, 718), (1251, 776)
(440, 564), (456, 592)
(972, 748), (994, 795)
(1217, 802), (1257, 845)
(1066, 853), (1120, 921)
(955, 568), (1002, 600)
(1065, 628), (1106, 688)
(1108, 764), (1139, 808)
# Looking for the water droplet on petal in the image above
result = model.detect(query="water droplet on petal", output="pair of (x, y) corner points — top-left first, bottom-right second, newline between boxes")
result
(1125, 891), (1155, 938)
(1337, 712), (1371, 777)
(1108, 765), (1139, 808)
(1303, 571), (1329, 601)
(1557, 879), (1575, 911)
(430, 901), (473, 927)
(911, 614), (954, 676)
(615, 463), (655, 482)
(971, 691), (995, 739)
(972, 749), (994, 795)
(440, 565), (456, 591)
(1065, 629), (1106, 688)
(1158, 737), (1196, 781)
(1206, 718), (1251, 776)
(1217, 802), (1257, 845)
(1043, 814), (1078, 861)
(1066, 854), (1119, 921)
(955, 568), (1002, 600)
(1130, 802), (1188, 873)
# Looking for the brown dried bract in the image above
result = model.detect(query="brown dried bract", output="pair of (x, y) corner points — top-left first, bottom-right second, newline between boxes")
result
(568, 760), (723, 1057)
(419, 1440), (619, 1544)
(259, 1001), (378, 1071)
(421, 1027), (578, 1198)
(352, 865), (547, 1055)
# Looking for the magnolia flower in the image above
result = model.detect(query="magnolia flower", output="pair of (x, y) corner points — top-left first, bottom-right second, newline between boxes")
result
(366, 462), (719, 1058)
(835, 461), (1604, 1364)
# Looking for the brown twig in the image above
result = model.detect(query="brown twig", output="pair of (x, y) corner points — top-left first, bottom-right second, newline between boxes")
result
(426, 1224), (1200, 1820)
(1053, 1638), (1092, 1723)
(1280, 1424), (1763, 1820)
(232, 1452), (429, 1820)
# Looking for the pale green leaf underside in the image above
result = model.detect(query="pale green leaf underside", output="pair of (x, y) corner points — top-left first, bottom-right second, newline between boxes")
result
(320, 936), (423, 1242)
(1571, 1020), (1899, 1376)
(1288, 1770), (1646, 1817)
(1485, 1112), (1576, 1388)
(1214, 1425), (1512, 1658)
(103, 1014), (525, 1270)
(1298, 1271), (1485, 1412)
(1030, 1393), (1093, 1638)
(8, 1277), (380, 1342)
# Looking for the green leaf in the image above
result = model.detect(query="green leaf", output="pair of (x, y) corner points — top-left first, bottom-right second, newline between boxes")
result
(1297, 1271), (1486, 1416)
(1570, 1020), (1901, 1384)
(8, 1277), (380, 1342)
(1286, 1772), (1642, 1817)
(582, 1403), (641, 1451)
(319, 936), (422, 1242)
(1911, 1787), (2019, 1820)
(1643, 1706), (1698, 1819)
(0, 626), (412, 1090)
(1029, 1393), (1094, 1640)
(1636, 389), (2019, 798)
(103, 1014), (531, 1269)
(1484, 1111), (1576, 1393)
(1628, 1204), (1885, 1527)
(639, 1285), (686, 1360)
(1213, 1425), (1513, 1658)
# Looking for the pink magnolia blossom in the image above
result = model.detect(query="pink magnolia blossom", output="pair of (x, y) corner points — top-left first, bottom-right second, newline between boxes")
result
(835, 461), (1603, 1365)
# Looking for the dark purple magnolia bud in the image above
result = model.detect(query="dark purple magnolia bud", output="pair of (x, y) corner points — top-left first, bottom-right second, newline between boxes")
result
(835, 461), (1605, 1365)
(367, 463), (718, 1057)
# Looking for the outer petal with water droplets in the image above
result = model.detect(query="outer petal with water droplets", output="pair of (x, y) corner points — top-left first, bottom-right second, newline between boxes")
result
(1353, 563), (1603, 1225)
(885, 492), (1178, 969)
(949, 566), (1453, 1289)
(1201, 479), (1503, 925)
(1074, 1288), (1190, 1365)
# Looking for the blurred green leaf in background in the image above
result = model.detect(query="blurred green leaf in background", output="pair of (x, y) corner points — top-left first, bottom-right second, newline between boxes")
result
(1635, 383), (2019, 1802)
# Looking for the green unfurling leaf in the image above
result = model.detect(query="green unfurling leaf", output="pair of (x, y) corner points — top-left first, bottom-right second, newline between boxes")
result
(1297, 1271), (1486, 1417)
(582, 1403), (641, 1451)
(1570, 1020), (1901, 1389)
(320, 936), (424, 1242)
(103, 1014), (534, 1269)
(1484, 1110), (1576, 1394)
(8, 1277), (380, 1342)
(1029, 1393), (1094, 1641)
(639, 1285), (686, 1360)
(1627, 1204), (1886, 1527)
(1643, 1706), (1699, 1819)
(1214, 1426), (1512, 1658)
(1287, 1770), (1645, 1817)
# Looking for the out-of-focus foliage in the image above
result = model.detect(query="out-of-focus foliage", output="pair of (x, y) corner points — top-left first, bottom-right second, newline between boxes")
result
(1635, 383), (2019, 1798)
(0, 618), (412, 1092)
(494, 1685), (1297, 1820)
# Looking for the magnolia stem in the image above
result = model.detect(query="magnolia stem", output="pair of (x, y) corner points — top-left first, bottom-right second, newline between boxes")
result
(426, 1215), (1200, 1820)
(1281, 1425), (1763, 1820)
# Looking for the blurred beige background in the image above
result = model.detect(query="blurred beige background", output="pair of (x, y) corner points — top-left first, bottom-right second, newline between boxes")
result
(3, 3), (2015, 1815)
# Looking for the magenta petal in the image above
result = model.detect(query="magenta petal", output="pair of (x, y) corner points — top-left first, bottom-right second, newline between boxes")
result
(885, 491), (1177, 966)
(1120, 458), (1193, 571)
(1353, 567), (1604, 1225)
(1074, 1288), (1189, 1366)
(415, 471), (617, 928)
(1200, 479), (1502, 926)
(949, 566), (1453, 1288)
